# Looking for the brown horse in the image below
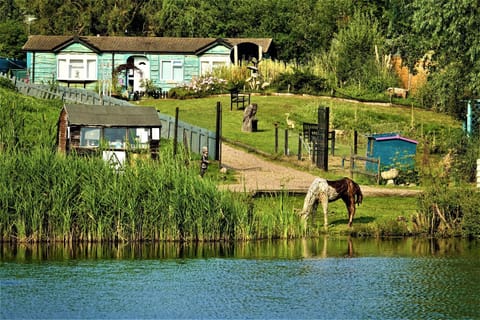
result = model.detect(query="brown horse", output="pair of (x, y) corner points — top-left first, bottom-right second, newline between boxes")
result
(300, 177), (363, 229)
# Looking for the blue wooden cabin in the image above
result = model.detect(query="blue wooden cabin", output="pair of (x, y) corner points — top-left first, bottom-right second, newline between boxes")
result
(22, 35), (273, 95)
(366, 133), (418, 172)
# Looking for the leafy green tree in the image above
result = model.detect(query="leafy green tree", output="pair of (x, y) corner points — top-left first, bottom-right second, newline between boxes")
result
(0, 0), (24, 22)
(411, 0), (480, 115)
(0, 20), (27, 59)
(329, 10), (390, 90)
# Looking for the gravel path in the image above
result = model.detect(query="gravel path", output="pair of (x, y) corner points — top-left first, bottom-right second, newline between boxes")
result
(219, 142), (421, 197)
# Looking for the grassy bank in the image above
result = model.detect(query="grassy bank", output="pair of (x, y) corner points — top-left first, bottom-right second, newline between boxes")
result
(1, 87), (478, 241)
(0, 146), (422, 242)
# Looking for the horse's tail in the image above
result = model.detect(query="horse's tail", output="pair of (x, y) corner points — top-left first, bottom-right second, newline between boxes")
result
(353, 181), (363, 205)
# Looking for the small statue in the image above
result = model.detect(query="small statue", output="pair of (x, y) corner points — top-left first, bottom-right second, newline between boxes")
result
(200, 146), (209, 177)
(242, 103), (258, 132)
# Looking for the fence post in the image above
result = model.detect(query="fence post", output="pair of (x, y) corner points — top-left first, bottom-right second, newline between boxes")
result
(354, 130), (358, 155)
(173, 107), (179, 157)
(215, 102), (222, 163)
(349, 154), (354, 179)
(330, 130), (335, 155)
(274, 123), (279, 153)
(298, 134), (302, 160)
(284, 129), (289, 156)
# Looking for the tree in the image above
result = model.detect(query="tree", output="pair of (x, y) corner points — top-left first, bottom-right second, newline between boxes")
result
(411, 0), (480, 115)
(329, 10), (390, 90)
(0, 20), (27, 59)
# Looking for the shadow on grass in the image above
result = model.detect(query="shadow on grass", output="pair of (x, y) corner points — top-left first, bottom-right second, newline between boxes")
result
(331, 216), (375, 225)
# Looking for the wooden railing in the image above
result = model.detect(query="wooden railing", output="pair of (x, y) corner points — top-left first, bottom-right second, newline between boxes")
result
(342, 154), (381, 184)
(1, 73), (131, 106)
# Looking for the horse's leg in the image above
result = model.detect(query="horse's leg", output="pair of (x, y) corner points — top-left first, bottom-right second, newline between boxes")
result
(320, 194), (329, 230)
(345, 196), (356, 227)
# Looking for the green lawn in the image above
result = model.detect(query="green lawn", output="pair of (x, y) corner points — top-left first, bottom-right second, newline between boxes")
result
(253, 193), (419, 236)
(139, 94), (460, 157)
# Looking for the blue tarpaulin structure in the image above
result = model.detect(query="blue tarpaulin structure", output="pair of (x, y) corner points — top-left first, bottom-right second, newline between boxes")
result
(366, 133), (418, 172)
(0, 58), (26, 73)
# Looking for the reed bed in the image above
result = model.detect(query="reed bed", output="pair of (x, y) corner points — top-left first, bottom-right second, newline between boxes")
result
(0, 145), (308, 243)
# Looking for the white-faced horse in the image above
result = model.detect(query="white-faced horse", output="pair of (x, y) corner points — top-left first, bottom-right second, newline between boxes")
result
(300, 177), (363, 229)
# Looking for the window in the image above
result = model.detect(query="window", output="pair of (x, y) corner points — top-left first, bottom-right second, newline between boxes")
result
(161, 60), (183, 81)
(80, 128), (101, 147)
(79, 127), (153, 150)
(200, 58), (228, 75)
(57, 54), (97, 81)
(104, 128), (127, 149)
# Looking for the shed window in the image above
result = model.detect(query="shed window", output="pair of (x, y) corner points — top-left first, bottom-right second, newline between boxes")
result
(80, 128), (100, 147)
(104, 128), (127, 149)
(57, 54), (97, 81)
(161, 60), (183, 81)
(78, 127), (152, 150)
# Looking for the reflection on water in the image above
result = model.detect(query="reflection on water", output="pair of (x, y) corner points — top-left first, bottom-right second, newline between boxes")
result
(1, 237), (478, 261)
(1, 238), (479, 319)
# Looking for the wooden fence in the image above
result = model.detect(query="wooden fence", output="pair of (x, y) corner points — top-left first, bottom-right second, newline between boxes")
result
(157, 113), (217, 159)
(342, 154), (381, 184)
(1, 73), (131, 106)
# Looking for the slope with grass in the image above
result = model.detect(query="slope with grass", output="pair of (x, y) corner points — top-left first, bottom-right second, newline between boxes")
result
(140, 94), (461, 182)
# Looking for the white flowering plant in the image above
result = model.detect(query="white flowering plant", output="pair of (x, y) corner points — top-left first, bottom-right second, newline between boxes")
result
(170, 76), (228, 99)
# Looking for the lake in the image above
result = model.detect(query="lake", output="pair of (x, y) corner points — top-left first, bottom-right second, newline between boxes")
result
(1, 237), (479, 319)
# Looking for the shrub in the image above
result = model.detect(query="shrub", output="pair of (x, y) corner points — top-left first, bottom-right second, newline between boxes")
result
(273, 68), (328, 95)
(170, 76), (228, 99)
(0, 77), (16, 90)
(416, 182), (480, 237)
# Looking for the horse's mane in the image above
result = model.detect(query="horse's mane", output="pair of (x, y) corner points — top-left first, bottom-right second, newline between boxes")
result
(327, 177), (363, 205)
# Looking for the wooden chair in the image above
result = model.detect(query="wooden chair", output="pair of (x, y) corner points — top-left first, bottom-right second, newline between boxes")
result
(230, 90), (251, 110)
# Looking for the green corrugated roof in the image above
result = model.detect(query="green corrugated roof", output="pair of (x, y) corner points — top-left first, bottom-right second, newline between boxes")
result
(64, 104), (162, 127)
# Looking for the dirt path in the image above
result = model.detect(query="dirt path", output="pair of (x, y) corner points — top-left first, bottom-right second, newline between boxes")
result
(219, 142), (421, 197)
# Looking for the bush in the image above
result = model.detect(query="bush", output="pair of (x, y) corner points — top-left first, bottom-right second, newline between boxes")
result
(273, 68), (328, 95)
(170, 76), (228, 99)
(0, 77), (16, 90)
(416, 182), (480, 237)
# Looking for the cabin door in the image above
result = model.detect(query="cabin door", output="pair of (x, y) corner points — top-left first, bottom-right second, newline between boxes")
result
(128, 56), (150, 92)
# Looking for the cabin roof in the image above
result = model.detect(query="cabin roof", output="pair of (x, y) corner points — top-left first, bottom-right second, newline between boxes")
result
(23, 35), (273, 54)
(367, 133), (418, 144)
(63, 104), (162, 127)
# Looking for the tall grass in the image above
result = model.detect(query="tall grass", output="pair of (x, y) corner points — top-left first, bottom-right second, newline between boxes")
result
(0, 144), (309, 242)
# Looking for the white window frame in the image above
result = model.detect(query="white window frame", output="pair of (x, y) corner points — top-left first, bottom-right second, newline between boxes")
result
(199, 56), (230, 75)
(160, 60), (183, 82)
(57, 54), (98, 81)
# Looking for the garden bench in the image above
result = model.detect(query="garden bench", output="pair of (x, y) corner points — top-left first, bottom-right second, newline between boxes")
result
(230, 90), (250, 110)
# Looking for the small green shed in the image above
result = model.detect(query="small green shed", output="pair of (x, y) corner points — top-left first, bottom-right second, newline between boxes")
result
(366, 133), (418, 171)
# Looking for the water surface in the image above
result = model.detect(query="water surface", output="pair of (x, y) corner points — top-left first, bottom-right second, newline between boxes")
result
(1, 238), (479, 319)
